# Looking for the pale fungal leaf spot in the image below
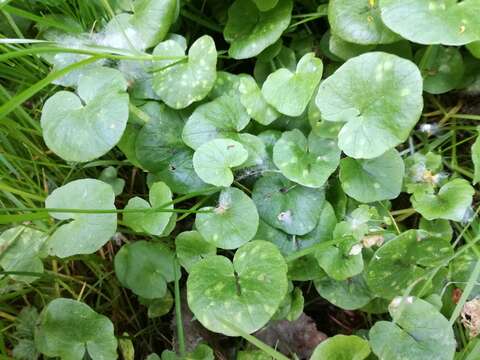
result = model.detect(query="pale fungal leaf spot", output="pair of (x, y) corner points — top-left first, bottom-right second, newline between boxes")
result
(428, 2), (436, 11)
(362, 234), (384, 248)
(257, 274), (266, 281)
(400, 88), (411, 97)
(405, 296), (414, 304)
(110, 123), (116, 129)
(460, 24), (466, 34)
(214, 282), (226, 292)
(383, 61), (393, 71)
(277, 210), (293, 224)
(390, 296), (403, 308)
(373, 182), (381, 189)
(349, 243), (363, 256)
(302, 168), (309, 177)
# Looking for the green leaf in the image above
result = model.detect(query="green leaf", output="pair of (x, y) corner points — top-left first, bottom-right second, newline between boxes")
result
(329, 33), (374, 61)
(149, 149), (211, 195)
(273, 129), (341, 188)
(411, 179), (474, 221)
(152, 35), (217, 109)
(123, 182), (173, 235)
(262, 53), (323, 117)
(316, 52), (423, 159)
(369, 297), (456, 360)
(339, 149), (404, 203)
(135, 102), (188, 172)
(99, 166), (125, 196)
(114, 240), (178, 299)
(195, 187), (259, 249)
(366, 230), (453, 299)
(35, 298), (117, 360)
(193, 139), (249, 187)
(187, 240), (288, 336)
(311, 335), (371, 360)
(380, 0), (480, 45)
(329, 0), (399, 45)
(99, 0), (177, 50)
(45, 179), (117, 258)
(315, 235), (364, 281)
(224, 0), (293, 59)
(314, 274), (374, 310)
(41, 67), (129, 162)
(253, 0), (279, 12)
(175, 231), (216, 272)
(182, 94), (250, 149)
(0, 226), (47, 283)
(472, 131), (480, 184)
(415, 46), (464, 94)
(252, 173), (325, 235)
(140, 290), (174, 318)
(238, 75), (279, 125)
(12, 307), (39, 360)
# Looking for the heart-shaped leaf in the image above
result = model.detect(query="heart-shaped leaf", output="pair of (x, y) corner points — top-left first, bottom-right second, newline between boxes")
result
(411, 179), (474, 221)
(135, 102), (188, 172)
(315, 235), (364, 281)
(35, 298), (117, 360)
(123, 182), (173, 235)
(262, 53), (323, 116)
(45, 179), (117, 258)
(252, 173), (325, 235)
(0, 226), (48, 283)
(195, 187), (259, 249)
(98, 0), (177, 50)
(339, 149), (404, 203)
(328, 0), (399, 45)
(273, 129), (341, 188)
(182, 94), (250, 149)
(380, 0), (480, 45)
(238, 75), (279, 125)
(41, 67), (129, 162)
(311, 335), (371, 360)
(316, 52), (423, 159)
(224, 0), (293, 59)
(366, 230), (453, 299)
(175, 231), (216, 272)
(369, 297), (456, 360)
(114, 240), (178, 299)
(187, 240), (288, 336)
(152, 35), (217, 109)
(193, 139), (249, 187)
(314, 274), (374, 310)
(415, 46), (464, 94)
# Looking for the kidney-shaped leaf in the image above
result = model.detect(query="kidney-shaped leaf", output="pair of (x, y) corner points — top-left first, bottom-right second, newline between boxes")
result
(340, 149), (404, 203)
(123, 182), (173, 236)
(35, 298), (117, 360)
(329, 0), (399, 45)
(183, 94), (250, 149)
(380, 0), (480, 46)
(366, 230), (453, 299)
(252, 173), (325, 235)
(316, 52), (423, 159)
(195, 187), (259, 249)
(45, 179), (117, 258)
(193, 139), (248, 187)
(273, 129), (341, 188)
(369, 297), (456, 360)
(115, 240), (178, 299)
(411, 178), (474, 222)
(262, 53), (323, 117)
(224, 0), (293, 59)
(152, 35), (217, 109)
(253, 0), (279, 11)
(41, 67), (129, 162)
(311, 335), (371, 360)
(187, 240), (288, 336)
(0, 226), (48, 283)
